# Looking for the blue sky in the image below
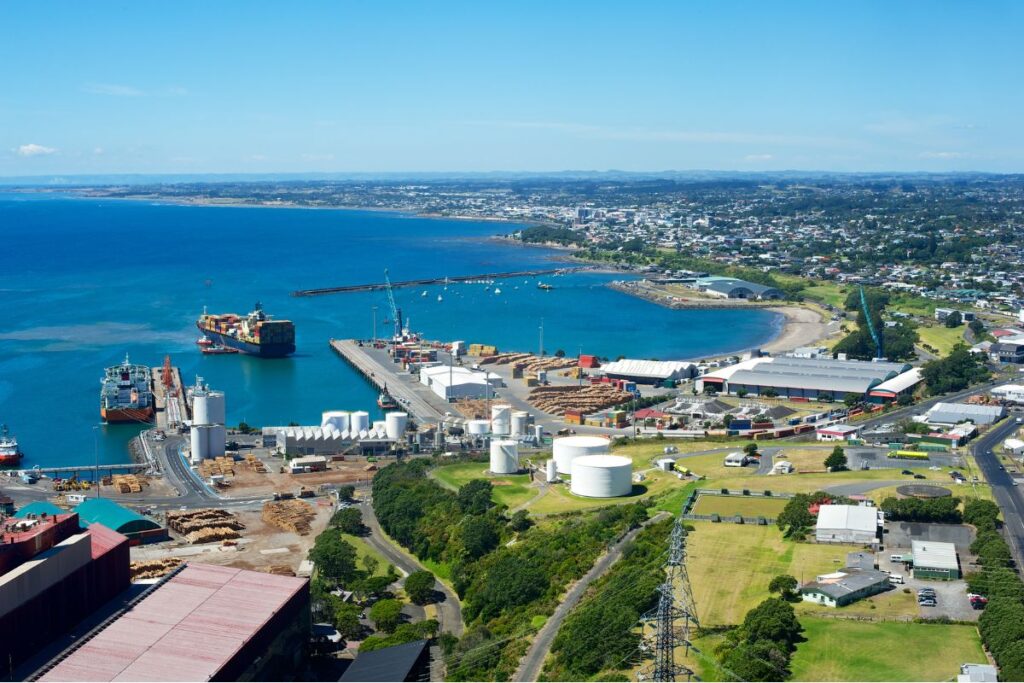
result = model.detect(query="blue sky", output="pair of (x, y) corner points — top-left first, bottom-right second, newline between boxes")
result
(2, 1), (1022, 174)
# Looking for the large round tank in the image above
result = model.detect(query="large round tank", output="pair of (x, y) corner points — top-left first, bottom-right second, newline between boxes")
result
(489, 439), (519, 474)
(190, 425), (210, 462)
(491, 404), (512, 435)
(553, 435), (611, 474)
(372, 420), (387, 434)
(321, 410), (351, 433)
(207, 425), (227, 458)
(385, 412), (408, 440)
(467, 419), (490, 436)
(546, 459), (557, 483)
(350, 411), (370, 434)
(511, 411), (530, 436)
(570, 455), (633, 498)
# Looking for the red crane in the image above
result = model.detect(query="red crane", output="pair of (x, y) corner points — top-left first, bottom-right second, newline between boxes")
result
(161, 355), (175, 396)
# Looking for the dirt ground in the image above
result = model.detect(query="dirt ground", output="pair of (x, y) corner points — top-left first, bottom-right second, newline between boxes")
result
(220, 458), (378, 497)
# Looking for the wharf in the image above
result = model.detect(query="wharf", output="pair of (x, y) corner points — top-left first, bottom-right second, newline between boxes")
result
(28, 463), (147, 477)
(329, 339), (446, 424)
(151, 365), (188, 430)
(294, 267), (587, 297)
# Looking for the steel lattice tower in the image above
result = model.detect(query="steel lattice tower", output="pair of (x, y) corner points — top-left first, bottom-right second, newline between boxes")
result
(639, 518), (700, 682)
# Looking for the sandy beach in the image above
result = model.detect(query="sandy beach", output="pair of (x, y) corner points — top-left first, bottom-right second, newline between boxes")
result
(760, 305), (838, 354)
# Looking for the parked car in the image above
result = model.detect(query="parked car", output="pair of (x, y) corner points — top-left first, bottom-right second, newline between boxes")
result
(919, 599), (937, 607)
(913, 474), (927, 479)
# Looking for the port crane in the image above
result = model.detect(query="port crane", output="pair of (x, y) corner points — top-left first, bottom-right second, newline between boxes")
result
(383, 269), (404, 341)
(859, 285), (884, 360)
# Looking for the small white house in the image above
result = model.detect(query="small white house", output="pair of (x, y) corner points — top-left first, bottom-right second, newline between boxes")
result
(816, 424), (861, 442)
(1005, 438), (1024, 457)
(772, 460), (794, 474)
(723, 451), (750, 467)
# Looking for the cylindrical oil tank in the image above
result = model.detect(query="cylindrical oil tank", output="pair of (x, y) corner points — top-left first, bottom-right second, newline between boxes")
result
(321, 410), (351, 433)
(207, 425), (227, 458)
(385, 412), (409, 440)
(350, 411), (370, 434)
(511, 411), (530, 436)
(553, 435), (611, 474)
(533, 424), (544, 444)
(491, 404), (512, 435)
(570, 455), (633, 498)
(489, 439), (519, 474)
(372, 420), (387, 434)
(546, 459), (557, 482)
(467, 419), (490, 436)
(190, 425), (210, 462)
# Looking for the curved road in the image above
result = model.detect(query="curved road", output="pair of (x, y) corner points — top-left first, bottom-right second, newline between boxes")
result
(971, 417), (1024, 567)
(361, 496), (464, 637)
(514, 512), (669, 682)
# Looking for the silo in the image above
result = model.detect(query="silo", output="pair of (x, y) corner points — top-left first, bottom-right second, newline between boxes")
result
(193, 393), (210, 426)
(350, 411), (370, 434)
(553, 435), (611, 474)
(321, 411), (351, 433)
(207, 425), (227, 458)
(491, 404), (512, 435)
(385, 412), (409, 440)
(489, 440), (519, 474)
(532, 424), (544, 444)
(545, 459), (557, 482)
(467, 419), (490, 436)
(205, 391), (226, 425)
(511, 411), (530, 436)
(372, 420), (387, 434)
(190, 425), (210, 462)
(570, 455), (633, 498)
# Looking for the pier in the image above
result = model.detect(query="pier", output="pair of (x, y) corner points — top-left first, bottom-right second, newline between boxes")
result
(329, 339), (446, 424)
(23, 463), (148, 478)
(293, 267), (588, 297)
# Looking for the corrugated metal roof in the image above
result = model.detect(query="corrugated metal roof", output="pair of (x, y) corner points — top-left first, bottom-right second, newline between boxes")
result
(912, 540), (959, 571)
(39, 564), (307, 682)
(75, 499), (160, 534)
(339, 639), (429, 682)
(87, 522), (129, 559)
(727, 368), (879, 393)
(13, 501), (63, 518)
(602, 359), (694, 379)
(871, 368), (923, 395)
(816, 504), (878, 533)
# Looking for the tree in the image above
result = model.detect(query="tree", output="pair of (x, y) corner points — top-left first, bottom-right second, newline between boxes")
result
(309, 532), (358, 585)
(555, 349), (566, 358)
(369, 598), (404, 633)
(333, 602), (363, 640)
(921, 344), (991, 395)
(509, 509), (533, 532)
(337, 485), (355, 501)
(768, 574), (799, 599)
(945, 311), (963, 328)
(405, 570), (436, 605)
(459, 515), (500, 560)
(969, 319), (986, 336)
(824, 446), (848, 472)
(964, 499), (1001, 531)
(362, 555), (379, 577)
(762, 388), (779, 398)
(743, 442), (759, 457)
(736, 388), (748, 398)
(843, 394), (860, 408)
(897, 393), (914, 406)
(331, 507), (369, 536)
(457, 479), (494, 515)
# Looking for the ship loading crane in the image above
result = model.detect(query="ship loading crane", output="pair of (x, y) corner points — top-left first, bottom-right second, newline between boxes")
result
(383, 269), (404, 341)
(859, 285), (884, 360)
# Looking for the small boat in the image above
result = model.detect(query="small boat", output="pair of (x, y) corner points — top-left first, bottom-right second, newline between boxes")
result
(201, 344), (240, 355)
(494, 288), (502, 294)
(437, 294), (443, 302)
(0, 424), (23, 466)
(378, 389), (399, 410)
(421, 291), (428, 297)
(537, 282), (553, 290)
(196, 335), (214, 347)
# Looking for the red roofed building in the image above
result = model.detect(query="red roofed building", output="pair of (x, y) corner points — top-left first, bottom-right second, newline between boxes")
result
(38, 563), (310, 682)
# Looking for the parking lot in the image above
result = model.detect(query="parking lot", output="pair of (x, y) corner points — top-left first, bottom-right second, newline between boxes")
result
(876, 549), (980, 622)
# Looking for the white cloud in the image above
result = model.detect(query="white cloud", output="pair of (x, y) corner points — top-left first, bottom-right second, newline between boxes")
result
(919, 151), (966, 159)
(82, 82), (144, 97)
(93, 147), (104, 155)
(15, 143), (57, 157)
(744, 153), (774, 162)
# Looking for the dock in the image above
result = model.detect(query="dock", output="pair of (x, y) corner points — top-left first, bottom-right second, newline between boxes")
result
(329, 339), (445, 424)
(151, 365), (188, 430)
(293, 267), (588, 297)
(25, 463), (148, 479)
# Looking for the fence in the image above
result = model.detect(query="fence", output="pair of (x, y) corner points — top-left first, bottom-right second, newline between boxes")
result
(679, 488), (794, 524)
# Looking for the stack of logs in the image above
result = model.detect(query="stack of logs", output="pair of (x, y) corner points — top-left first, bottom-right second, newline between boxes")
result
(166, 508), (245, 544)
(526, 384), (631, 416)
(262, 499), (315, 535)
(130, 558), (182, 580)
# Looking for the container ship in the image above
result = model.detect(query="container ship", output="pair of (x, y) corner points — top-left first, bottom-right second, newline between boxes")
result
(0, 425), (23, 466)
(196, 302), (296, 357)
(100, 354), (155, 423)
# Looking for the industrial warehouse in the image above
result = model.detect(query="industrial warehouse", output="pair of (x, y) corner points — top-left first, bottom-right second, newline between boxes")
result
(696, 355), (922, 401)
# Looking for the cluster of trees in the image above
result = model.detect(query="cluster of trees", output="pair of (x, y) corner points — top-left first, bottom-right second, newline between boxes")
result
(330, 507), (369, 536)
(371, 459), (649, 681)
(968, 500), (1024, 680)
(921, 344), (991, 395)
(833, 288), (918, 361)
(878, 496), (962, 523)
(716, 598), (804, 681)
(518, 225), (585, 246)
(775, 492), (844, 538)
(546, 518), (673, 680)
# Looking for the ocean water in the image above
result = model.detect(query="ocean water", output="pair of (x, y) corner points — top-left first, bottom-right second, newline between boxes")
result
(0, 193), (781, 467)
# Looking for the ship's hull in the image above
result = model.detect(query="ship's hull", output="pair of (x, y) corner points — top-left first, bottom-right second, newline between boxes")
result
(0, 453), (22, 466)
(101, 406), (155, 424)
(196, 324), (295, 357)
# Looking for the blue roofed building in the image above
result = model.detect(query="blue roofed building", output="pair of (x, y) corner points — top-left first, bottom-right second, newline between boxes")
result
(696, 276), (784, 300)
(74, 498), (167, 544)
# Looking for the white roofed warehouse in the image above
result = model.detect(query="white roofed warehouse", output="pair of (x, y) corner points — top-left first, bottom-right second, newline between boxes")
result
(696, 356), (920, 402)
(815, 504), (881, 545)
(600, 359), (697, 384)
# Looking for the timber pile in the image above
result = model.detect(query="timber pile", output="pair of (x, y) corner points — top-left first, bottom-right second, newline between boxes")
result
(245, 454), (268, 473)
(454, 398), (491, 419)
(480, 352), (577, 374)
(527, 384), (631, 416)
(110, 474), (144, 494)
(185, 526), (241, 544)
(262, 499), (315, 535)
(199, 456), (236, 478)
(130, 558), (182, 580)
(265, 565), (296, 576)
(166, 508), (245, 538)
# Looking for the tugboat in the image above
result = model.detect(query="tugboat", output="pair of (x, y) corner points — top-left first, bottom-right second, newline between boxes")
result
(0, 425), (23, 466)
(196, 335), (214, 348)
(377, 388), (399, 410)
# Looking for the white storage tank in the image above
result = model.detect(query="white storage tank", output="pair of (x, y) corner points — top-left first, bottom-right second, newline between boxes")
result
(385, 412), (408, 440)
(489, 439), (519, 474)
(207, 424), (227, 458)
(553, 435), (611, 474)
(372, 420), (387, 434)
(491, 404), (512, 435)
(533, 424), (544, 444)
(190, 425), (210, 462)
(350, 411), (370, 434)
(467, 419), (490, 436)
(546, 459), (557, 483)
(321, 410), (351, 433)
(511, 411), (530, 436)
(193, 390), (226, 426)
(570, 455), (633, 498)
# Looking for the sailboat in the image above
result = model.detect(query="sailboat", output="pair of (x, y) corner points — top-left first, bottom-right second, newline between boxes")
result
(437, 294), (443, 302)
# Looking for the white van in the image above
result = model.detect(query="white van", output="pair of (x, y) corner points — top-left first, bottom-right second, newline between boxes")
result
(889, 554), (904, 562)
(888, 574), (905, 584)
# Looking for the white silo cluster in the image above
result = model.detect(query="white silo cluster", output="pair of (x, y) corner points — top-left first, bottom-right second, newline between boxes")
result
(553, 435), (611, 475)
(570, 455), (633, 498)
(190, 380), (227, 463)
(489, 439), (520, 474)
(467, 419), (490, 436)
(385, 412), (408, 440)
(490, 404), (512, 436)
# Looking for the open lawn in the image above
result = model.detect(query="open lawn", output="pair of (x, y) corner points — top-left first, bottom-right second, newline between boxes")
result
(431, 461), (536, 509)
(686, 522), (850, 625)
(795, 589), (919, 620)
(790, 617), (985, 682)
(890, 293), (939, 317)
(341, 533), (391, 577)
(527, 469), (678, 515)
(917, 323), (966, 356)
(802, 281), (849, 309)
(612, 439), (752, 465)
(690, 494), (788, 518)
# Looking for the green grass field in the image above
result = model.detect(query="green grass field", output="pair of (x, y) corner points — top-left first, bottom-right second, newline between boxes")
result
(527, 469), (678, 515)
(917, 323), (966, 356)
(790, 617), (985, 681)
(431, 461), (536, 509)
(690, 494), (788, 518)
(802, 281), (849, 309)
(341, 533), (391, 577)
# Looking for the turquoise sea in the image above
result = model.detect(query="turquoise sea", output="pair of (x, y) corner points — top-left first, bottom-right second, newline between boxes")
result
(0, 193), (781, 467)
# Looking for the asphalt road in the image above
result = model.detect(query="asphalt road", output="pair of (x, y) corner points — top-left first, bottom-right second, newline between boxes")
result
(971, 417), (1024, 567)
(361, 496), (465, 637)
(514, 512), (670, 682)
